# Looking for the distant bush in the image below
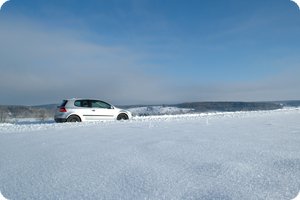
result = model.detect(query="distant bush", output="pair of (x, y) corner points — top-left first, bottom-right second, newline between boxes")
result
(0, 110), (8, 123)
(0, 105), (55, 122)
(277, 100), (300, 107)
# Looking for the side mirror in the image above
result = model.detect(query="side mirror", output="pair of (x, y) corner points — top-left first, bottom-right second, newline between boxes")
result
(110, 105), (114, 109)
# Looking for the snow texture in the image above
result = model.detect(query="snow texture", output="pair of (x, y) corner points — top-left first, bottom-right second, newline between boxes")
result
(0, 108), (300, 200)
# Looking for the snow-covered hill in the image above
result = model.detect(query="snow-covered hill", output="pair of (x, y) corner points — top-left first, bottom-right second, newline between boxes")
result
(0, 108), (300, 199)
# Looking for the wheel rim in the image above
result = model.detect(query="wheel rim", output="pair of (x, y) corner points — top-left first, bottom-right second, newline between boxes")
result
(118, 114), (128, 120)
(68, 116), (80, 122)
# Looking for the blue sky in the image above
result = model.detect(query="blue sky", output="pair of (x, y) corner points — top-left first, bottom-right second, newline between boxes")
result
(0, 0), (300, 105)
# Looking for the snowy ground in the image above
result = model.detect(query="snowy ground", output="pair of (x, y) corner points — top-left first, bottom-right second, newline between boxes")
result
(0, 109), (300, 200)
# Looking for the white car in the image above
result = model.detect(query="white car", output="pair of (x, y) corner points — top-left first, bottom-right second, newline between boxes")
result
(54, 98), (132, 122)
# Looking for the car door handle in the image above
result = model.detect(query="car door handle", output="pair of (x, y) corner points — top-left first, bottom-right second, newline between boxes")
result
(92, 110), (95, 111)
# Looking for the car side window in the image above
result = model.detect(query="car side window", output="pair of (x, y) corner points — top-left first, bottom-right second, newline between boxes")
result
(91, 100), (111, 109)
(74, 100), (81, 107)
(74, 100), (90, 108)
(81, 100), (90, 108)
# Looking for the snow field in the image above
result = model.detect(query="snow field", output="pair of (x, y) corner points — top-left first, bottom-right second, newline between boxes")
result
(0, 108), (300, 199)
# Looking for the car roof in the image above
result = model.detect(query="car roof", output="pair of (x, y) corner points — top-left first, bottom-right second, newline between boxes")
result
(66, 98), (107, 102)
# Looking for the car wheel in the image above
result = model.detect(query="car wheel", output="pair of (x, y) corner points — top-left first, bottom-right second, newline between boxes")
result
(67, 115), (81, 122)
(117, 113), (129, 120)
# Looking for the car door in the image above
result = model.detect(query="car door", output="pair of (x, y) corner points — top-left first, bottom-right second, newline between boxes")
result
(74, 99), (96, 121)
(90, 100), (116, 120)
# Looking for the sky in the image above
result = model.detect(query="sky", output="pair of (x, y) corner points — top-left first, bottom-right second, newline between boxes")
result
(0, 0), (300, 105)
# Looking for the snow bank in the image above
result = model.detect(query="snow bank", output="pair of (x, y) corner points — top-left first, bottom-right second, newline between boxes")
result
(0, 108), (300, 199)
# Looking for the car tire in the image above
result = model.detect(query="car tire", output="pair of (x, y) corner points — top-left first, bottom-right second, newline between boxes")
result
(117, 113), (129, 120)
(67, 115), (81, 123)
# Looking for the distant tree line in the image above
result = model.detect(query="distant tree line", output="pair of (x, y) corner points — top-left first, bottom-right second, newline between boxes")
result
(175, 102), (284, 112)
(0, 100), (299, 123)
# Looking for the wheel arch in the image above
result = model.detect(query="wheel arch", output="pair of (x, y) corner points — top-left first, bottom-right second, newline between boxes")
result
(117, 112), (129, 120)
(67, 114), (82, 122)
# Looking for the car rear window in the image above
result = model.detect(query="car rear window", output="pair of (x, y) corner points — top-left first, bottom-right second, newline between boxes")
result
(59, 100), (68, 108)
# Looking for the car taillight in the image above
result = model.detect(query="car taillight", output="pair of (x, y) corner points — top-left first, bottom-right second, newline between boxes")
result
(59, 107), (67, 112)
